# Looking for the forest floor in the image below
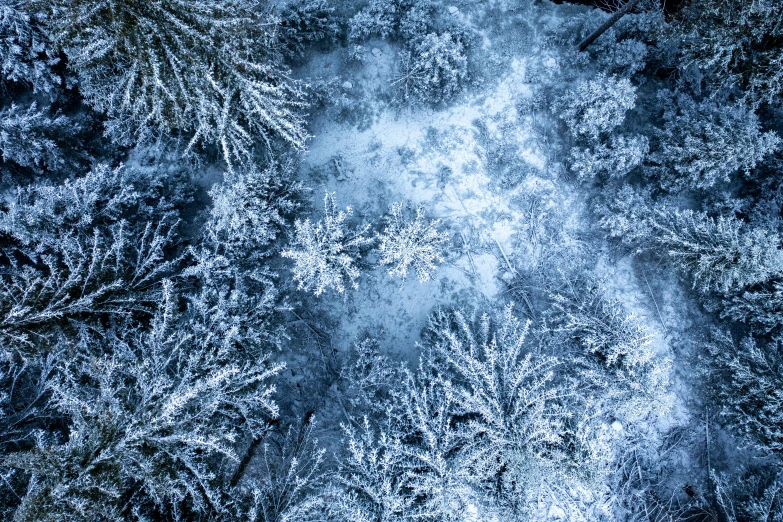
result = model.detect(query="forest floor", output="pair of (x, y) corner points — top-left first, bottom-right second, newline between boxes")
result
(282, 0), (691, 471)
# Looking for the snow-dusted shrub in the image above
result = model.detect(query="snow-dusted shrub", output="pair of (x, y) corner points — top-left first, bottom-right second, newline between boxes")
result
(376, 202), (448, 284)
(655, 94), (780, 191)
(0, 165), (180, 358)
(277, 0), (339, 59)
(6, 295), (284, 520)
(282, 192), (373, 297)
(713, 469), (783, 522)
(0, 103), (74, 174)
(570, 134), (648, 181)
(705, 331), (783, 455)
(43, 0), (307, 166)
(393, 32), (468, 104)
(553, 73), (637, 141)
(649, 209), (783, 294)
(0, 1), (60, 95)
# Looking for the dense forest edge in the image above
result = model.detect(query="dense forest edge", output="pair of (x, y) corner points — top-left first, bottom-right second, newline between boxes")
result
(0, 0), (782, 521)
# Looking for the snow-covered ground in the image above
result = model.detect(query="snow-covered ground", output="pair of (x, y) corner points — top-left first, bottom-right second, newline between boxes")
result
(296, 3), (675, 378)
(297, 8), (592, 358)
(284, 7), (697, 516)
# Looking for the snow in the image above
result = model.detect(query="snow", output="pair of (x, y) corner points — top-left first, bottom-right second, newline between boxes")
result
(295, 4), (673, 387)
(293, 1), (687, 511)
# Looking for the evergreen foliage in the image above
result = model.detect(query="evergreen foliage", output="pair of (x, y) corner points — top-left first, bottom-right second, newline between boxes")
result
(41, 0), (308, 165)
(282, 192), (373, 296)
(376, 202), (448, 284)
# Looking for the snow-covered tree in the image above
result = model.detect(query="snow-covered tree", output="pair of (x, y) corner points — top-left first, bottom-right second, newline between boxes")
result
(0, 165), (180, 359)
(676, 0), (783, 107)
(0, 353), (59, 519)
(553, 73), (636, 141)
(42, 0), (308, 166)
(704, 331), (783, 456)
(6, 293), (284, 520)
(376, 202), (448, 284)
(233, 416), (326, 522)
(183, 161), (303, 353)
(648, 209), (783, 294)
(723, 281), (783, 333)
(330, 371), (469, 522)
(393, 32), (468, 104)
(594, 36), (649, 76)
(348, 0), (434, 44)
(0, 0), (60, 95)
(550, 280), (653, 370)
(197, 161), (303, 267)
(277, 0), (339, 59)
(424, 305), (569, 506)
(340, 337), (401, 415)
(548, 278), (672, 419)
(594, 183), (656, 244)
(331, 417), (417, 521)
(654, 94), (780, 190)
(713, 469), (783, 522)
(0, 103), (74, 174)
(282, 192), (373, 297)
(570, 134), (648, 181)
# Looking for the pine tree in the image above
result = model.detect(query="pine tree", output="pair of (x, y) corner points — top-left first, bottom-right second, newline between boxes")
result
(6, 292), (284, 520)
(376, 202), (448, 284)
(233, 417), (326, 522)
(424, 305), (568, 503)
(648, 209), (783, 294)
(0, 0), (60, 95)
(704, 331), (783, 455)
(713, 469), (783, 522)
(723, 281), (783, 333)
(654, 93), (780, 190)
(570, 134), (648, 181)
(553, 73), (636, 141)
(277, 0), (339, 59)
(330, 371), (470, 522)
(0, 103), (75, 174)
(0, 353), (59, 519)
(348, 0), (434, 43)
(675, 0), (783, 107)
(333, 417), (416, 521)
(41, 0), (308, 166)
(282, 192), (373, 297)
(548, 278), (672, 419)
(0, 164), (180, 359)
(183, 161), (302, 355)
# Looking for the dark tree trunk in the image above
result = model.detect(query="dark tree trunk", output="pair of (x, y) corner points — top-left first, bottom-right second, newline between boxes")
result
(577, 0), (645, 52)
